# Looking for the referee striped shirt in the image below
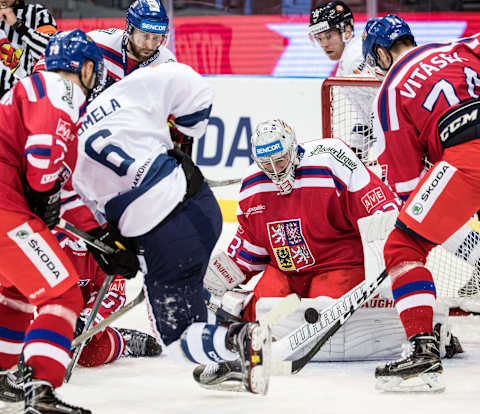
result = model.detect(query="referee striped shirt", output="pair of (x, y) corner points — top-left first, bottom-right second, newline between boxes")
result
(0, 0), (56, 96)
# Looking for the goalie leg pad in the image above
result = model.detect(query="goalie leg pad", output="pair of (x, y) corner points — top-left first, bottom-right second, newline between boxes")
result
(258, 296), (454, 362)
(243, 265), (294, 321)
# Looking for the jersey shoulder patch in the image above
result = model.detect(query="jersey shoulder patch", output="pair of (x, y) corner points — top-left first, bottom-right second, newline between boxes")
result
(303, 139), (359, 173)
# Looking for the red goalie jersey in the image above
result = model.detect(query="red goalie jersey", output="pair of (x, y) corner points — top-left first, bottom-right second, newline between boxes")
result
(228, 138), (400, 282)
(372, 33), (480, 201)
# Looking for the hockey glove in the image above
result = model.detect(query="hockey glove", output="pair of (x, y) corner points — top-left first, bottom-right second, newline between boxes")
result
(87, 223), (139, 279)
(168, 115), (194, 156)
(24, 181), (61, 229)
(204, 251), (246, 297)
(73, 314), (93, 345)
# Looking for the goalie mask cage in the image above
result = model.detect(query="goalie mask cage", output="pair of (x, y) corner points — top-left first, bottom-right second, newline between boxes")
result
(321, 76), (480, 314)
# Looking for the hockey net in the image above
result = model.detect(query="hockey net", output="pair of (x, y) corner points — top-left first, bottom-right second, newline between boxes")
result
(321, 76), (480, 314)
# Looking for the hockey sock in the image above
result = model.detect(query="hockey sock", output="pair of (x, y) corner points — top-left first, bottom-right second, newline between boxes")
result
(392, 265), (436, 339)
(78, 327), (125, 367)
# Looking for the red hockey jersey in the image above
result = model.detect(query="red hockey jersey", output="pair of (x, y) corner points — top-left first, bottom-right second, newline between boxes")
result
(0, 71), (86, 214)
(227, 138), (400, 281)
(372, 34), (480, 200)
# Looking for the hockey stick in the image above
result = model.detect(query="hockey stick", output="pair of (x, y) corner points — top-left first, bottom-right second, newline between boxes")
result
(205, 300), (243, 323)
(271, 270), (389, 375)
(58, 219), (146, 347)
(72, 288), (145, 348)
(205, 178), (241, 187)
(57, 219), (117, 255)
(57, 219), (129, 382)
(64, 273), (115, 383)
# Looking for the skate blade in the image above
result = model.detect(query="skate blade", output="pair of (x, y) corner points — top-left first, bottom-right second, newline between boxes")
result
(248, 325), (272, 395)
(376, 372), (445, 393)
(198, 379), (246, 393)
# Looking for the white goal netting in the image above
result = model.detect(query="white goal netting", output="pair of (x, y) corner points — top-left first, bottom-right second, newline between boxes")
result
(321, 76), (480, 313)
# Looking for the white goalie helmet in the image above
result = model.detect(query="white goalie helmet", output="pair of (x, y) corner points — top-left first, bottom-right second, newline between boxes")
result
(251, 119), (299, 195)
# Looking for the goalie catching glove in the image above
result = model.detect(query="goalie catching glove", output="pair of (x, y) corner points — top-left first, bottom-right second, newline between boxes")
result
(204, 251), (246, 297)
(87, 223), (139, 279)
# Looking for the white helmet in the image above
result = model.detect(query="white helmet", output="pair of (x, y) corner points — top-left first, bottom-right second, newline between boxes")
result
(251, 119), (298, 195)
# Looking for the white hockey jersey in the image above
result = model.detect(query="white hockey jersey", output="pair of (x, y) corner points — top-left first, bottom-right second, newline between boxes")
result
(335, 35), (369, 77)
(88, 28), (176, 90)
(73, 62), (214, 237)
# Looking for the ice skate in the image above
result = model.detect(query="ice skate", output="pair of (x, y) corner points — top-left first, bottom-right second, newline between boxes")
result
(225, 322), (272, 395)
(193, 360), (243, 392)
(24, 380), (91, 414)
(0, 370), (24, 403)
(117, 328), (162, 357)
(192, 322), (271, 395)
(375, 333), (444, 392)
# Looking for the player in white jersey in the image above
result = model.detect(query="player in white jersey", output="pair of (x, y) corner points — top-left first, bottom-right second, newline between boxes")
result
(308, 1), (378, 161)
(34, 0), (175, 96)
(72, 62), (273, 395)
(88, 0), (175, 94)
(89, 0), (198, 155)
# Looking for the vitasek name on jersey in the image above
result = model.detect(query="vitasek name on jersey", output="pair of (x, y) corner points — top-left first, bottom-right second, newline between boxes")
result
(400, 52), (468, 98)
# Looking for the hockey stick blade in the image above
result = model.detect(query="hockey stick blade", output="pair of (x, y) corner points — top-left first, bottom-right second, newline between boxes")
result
(205, 300), (243, 323)
(271, 270), (389, 375)
(72, 288), (145, 349)
(205, 178), (241, 187)
(57, 219), (116, 254)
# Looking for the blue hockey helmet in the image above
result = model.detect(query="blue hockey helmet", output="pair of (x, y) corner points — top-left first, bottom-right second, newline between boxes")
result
(45, 30), (105, 95)
(362, 15), (414, 69)
(126, 0), (169, 35)
(45, 30), (104, 76)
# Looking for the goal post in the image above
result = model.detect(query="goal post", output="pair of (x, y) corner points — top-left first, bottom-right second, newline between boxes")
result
(321, 76), (480, 313)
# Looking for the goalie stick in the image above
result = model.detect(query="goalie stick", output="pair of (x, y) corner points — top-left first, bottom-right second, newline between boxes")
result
(271, 270), (389, 375)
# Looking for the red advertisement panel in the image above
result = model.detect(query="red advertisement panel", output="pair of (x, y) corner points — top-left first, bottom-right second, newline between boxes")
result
(57, 13), (480, 76)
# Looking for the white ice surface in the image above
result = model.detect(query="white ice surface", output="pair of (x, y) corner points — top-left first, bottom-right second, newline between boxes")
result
(2, 223), (480, 414)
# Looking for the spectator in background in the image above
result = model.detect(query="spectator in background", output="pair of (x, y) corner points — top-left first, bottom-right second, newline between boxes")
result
(0, 0), (56, 97)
